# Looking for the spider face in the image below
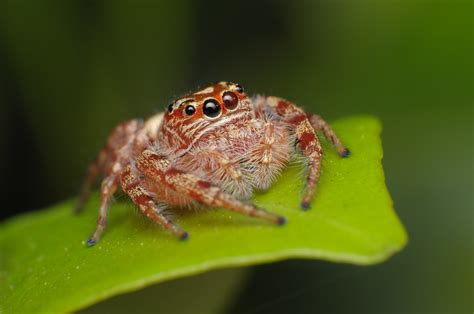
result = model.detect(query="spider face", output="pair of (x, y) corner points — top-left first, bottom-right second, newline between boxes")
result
(166, 81), (248, 121)
(162, 82), (252, 150)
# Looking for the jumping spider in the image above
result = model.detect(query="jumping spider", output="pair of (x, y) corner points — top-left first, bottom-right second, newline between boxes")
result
(77, 82), (349, 246)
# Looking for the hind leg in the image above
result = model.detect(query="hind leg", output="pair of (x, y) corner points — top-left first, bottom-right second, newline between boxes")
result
(76, 120), (143, 213)
(80, 120), (144, 245)
(309, 114), (350, 157)
(75, 147), (108, 213)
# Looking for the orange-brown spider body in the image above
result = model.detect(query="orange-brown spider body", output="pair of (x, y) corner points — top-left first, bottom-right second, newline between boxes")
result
(77, 82), (349, 246)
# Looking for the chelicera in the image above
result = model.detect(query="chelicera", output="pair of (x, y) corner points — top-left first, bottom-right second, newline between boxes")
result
(77, 82), (350, 246)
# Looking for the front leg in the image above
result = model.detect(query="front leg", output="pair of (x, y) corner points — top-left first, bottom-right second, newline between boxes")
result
(266, 96), (349, 209)
(120, 164), (188, 240)
(136, 150), (286, 226)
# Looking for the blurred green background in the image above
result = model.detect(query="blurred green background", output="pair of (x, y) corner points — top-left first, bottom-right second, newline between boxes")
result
(0, 0), (472, 313)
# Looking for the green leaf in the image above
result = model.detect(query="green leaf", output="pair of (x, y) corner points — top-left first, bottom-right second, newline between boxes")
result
(0, 115), (407, 313)
(81, 267), (250, 314)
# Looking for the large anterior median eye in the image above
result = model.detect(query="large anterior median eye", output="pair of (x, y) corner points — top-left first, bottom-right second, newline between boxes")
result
(203, 99), (221, 118)
(222, 91), (238, 110)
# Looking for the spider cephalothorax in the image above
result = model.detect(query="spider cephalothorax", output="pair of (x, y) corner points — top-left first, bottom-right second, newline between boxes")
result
(158, 82), (254, 155)
(77, 81), (350, 246)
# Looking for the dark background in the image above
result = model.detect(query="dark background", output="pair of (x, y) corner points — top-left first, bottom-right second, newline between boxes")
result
(1, 1), (472, 313)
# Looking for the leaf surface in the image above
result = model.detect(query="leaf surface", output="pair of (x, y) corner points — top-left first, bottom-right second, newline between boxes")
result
(0, 116), (407, 313)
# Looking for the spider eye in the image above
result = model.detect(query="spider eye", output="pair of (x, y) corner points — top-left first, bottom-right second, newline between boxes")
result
(234, 84), (244, 93)
(222, 91), (238, 110)
(184, 105), (196, 116)
(168, 103), (174, 112)
(202, 99), (221, 118)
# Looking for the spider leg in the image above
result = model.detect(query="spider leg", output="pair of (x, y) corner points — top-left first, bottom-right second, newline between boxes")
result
(83, 120), (144, 246)
(309, 114), (350, 157)
(136, 150), (286, 225)
(121, 165), (188, 240)
(266, 96), (327, 210)
(75, 148), (108, 213)
(76, 120), (143, 213)
(86, 174), (119, 246)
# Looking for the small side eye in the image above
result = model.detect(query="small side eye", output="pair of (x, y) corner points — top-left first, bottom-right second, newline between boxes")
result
(203, 99), (221, 118)
(184, 105), (196, 116)
(222, 91), (238, 110)
(234, 84), (244, 93)
(168, 103), (174, 112)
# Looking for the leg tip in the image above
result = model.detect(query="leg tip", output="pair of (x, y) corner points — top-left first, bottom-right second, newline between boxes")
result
(86, 239), (96, 247)
(341, 148), (350, 158)
(300, 202), (311, 210)
(277, 216), (287, 225)
(179, 232), (189, 241)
